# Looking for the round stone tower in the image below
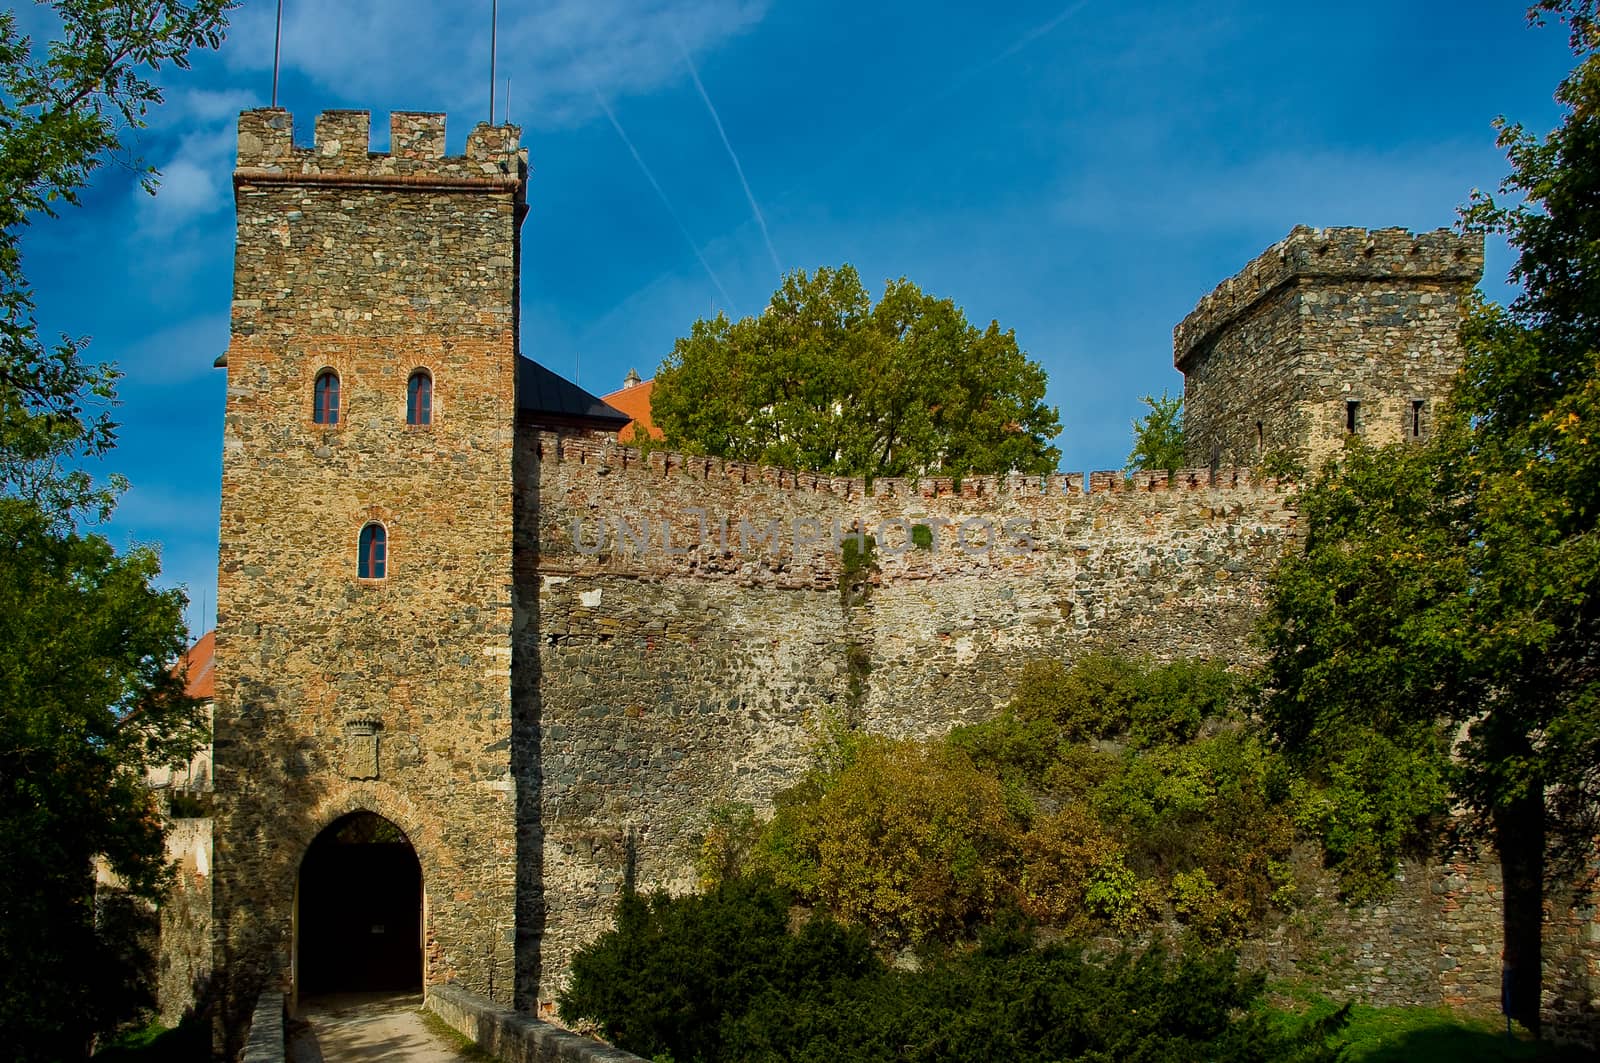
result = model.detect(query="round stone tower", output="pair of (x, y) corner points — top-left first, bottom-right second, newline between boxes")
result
(1176, 225), (1484, 470)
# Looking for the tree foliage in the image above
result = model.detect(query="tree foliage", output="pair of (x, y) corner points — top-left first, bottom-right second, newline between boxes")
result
(1126, 391), (1185, 474)
(560, 877), (1347, 1063)
(0, 500), (201, 1060)
(0, 0), (230, 519)
(0, 3), (229, 1057)
(1261, 4), (1600, 1032)
(649, 265), (1062, 478)
(752, 737), (1019, 947)
(740, 655), (1294, 949)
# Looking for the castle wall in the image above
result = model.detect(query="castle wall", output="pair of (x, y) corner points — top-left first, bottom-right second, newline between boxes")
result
(157, 819), (213, 1027)
(201, 107), (1598, 1040)
(213, 109), (526, 1021)
(1175, 284), (1305, 469)
(519, 435), (1600, 1037)
(1177, 227), (1483, 469)
(522, 434), (1296, 1009)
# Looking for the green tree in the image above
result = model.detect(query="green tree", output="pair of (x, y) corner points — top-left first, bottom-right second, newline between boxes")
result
(1125, 391), (1185, 473)
(0, 2), (230, 1057)
(0, 0), (229, 519)
(649, 265), (1062, 478)
(1262, 5), (1600, 1032)
(0, 503), (200, 1059)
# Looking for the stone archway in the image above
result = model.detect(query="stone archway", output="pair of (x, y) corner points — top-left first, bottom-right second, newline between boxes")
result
(295, 811), (423, 996)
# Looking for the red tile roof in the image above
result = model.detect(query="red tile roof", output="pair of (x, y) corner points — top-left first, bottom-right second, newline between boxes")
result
(180, 630), (215, 700)
(600, 378), (664, 442)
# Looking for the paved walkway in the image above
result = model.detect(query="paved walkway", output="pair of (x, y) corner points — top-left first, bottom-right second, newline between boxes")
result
(288, 992), (468, 1062)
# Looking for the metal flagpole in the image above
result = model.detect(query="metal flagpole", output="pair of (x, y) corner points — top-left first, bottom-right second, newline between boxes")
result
(489, 0), (498, 124)
(271, 0), (284, 106)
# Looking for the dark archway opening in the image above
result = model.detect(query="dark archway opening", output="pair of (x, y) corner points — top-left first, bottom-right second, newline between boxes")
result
(297, 811), (423, 995)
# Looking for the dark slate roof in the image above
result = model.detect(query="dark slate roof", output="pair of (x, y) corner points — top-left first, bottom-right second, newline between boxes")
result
(517, 356), (631, 427)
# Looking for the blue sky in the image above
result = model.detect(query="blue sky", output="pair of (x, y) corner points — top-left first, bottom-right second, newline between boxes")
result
(18, 0), (1579, 636)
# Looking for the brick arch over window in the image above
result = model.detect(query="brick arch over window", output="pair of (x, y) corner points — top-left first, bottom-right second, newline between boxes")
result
(407, 369), (432, 426)
(358, 522), (387, 579)
(314, 369), (340, 425)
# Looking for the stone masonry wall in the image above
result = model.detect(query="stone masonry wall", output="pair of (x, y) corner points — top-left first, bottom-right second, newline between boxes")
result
(1241, 845), (1504, 1014)
(1177, 226), (1483, 469)
(1543, 862), (1600, 1038)
(205, 105), (1596, 1039)
(522, 432), (1297, 1010)
(520, 434), (1597, 1039)
(157, 818), (213, 1027)
(212, 108), (526, 1028)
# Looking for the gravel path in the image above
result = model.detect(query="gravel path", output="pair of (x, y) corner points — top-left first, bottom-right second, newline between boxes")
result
(288, 992), (468, 1062)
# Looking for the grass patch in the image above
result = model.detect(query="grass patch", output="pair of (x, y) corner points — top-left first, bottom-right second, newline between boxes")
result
(1269, 991), (1592, 1063)
(417, 1006), (498, 1061)
(93, 1015), (210, 1063)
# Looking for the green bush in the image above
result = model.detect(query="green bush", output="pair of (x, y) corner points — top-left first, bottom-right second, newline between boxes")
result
(559, 877), (878, 1062)
(1289, 732), (1450, 903)
(561, 878), (1349, 1063)
(694, 801), (762, 891)
(92, 1014), (210, 1063)
(1096, 732), (1295, 940)
(751, 738), (1021, 945)
(751, 655), (1293, 946)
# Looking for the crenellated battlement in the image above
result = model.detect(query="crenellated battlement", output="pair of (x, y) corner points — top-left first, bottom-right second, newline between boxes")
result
(234, 107), (527, 188)
(1174, 225), (1483, 369)
(525, 430), (1285, 501)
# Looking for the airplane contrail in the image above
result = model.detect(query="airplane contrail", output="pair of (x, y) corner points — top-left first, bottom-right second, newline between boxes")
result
(675, 33), (783, 276)
(570, 50), (739, 314)
(934, 1), (1091, 106)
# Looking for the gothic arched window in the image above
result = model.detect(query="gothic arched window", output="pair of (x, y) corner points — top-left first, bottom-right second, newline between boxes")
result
(314, 370), (340, 425)
(407, 369), (432, 426)
(358, 523), (387, 579)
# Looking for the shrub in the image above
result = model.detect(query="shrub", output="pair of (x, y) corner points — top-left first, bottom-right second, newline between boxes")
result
(752, 738), (1021, 945)
(1290, 731), (1450, 902)
(694, 801), (762, 891)
(1095, 731), (1296, 939)
(1006, 654), (1142, 738)
(1016, 805), (1123, 926)
(563, 880), (1349, 1063)
(559, 877), (878, 1062)
(993, 653), (1245, 748)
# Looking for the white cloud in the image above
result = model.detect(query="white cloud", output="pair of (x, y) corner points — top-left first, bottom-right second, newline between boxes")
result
(148, 159), (217, 214)
(134, 125), (236, 234)
(166, 86), (258, 124)
(222, 0), (769, 129)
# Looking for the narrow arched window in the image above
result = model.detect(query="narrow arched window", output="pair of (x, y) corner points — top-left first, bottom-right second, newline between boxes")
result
(358, 523), (387, 579)
(407, 370), (432, 426)
(314, 370), (340, 425)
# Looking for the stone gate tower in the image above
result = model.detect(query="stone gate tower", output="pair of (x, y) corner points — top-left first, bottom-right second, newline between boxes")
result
(212, 108), (527, 1016)
(1177, 226), (1484, 469)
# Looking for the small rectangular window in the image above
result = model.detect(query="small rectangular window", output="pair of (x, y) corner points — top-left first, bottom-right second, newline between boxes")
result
(1411, 399), (1424, 439)
(1255, 420), (1264, 457)
(1346, 400), (1359, 435)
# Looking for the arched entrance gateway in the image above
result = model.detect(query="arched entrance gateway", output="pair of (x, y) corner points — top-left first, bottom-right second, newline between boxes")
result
(295, 811), (424, 997)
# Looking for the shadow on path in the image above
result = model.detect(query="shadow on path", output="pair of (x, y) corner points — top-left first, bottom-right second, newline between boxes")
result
(288, 992), (466, 1062)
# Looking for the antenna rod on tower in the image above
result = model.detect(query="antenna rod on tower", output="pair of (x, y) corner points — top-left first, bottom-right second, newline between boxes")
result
(489, 0), (498, 124)
(271, 0), (284, 107)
